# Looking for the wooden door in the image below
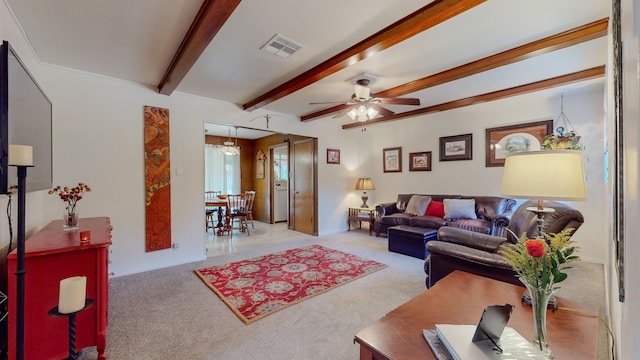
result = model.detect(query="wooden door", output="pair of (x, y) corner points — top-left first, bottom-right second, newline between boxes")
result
(290, 138), (317, 235)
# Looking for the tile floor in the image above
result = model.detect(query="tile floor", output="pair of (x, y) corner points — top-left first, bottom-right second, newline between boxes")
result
(205, 220), (320, 257)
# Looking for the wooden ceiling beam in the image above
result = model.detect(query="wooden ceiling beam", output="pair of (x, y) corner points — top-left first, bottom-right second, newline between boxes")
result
(304, 18), (608, 121)
(242, 0), (486, 112)
(157, 0), (241, 95)
(341, 66), (605, 129)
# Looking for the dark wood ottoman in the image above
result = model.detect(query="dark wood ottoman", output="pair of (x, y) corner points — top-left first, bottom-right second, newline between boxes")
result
(387, 225), (438, 259)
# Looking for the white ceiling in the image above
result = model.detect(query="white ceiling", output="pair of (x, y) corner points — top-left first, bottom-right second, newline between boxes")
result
(6, 0), (610, 128)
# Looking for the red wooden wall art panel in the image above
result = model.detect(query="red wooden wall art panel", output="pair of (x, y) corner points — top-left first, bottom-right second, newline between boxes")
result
(144, 106), (171, 251)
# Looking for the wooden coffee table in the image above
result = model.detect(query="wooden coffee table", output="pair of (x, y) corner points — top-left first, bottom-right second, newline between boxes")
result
(354, 271), (598, 359)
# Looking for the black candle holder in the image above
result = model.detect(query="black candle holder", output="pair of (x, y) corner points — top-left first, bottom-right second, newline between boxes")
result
(48, 299), (94, 360)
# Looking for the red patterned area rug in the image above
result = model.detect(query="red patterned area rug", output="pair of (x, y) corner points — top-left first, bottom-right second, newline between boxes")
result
(195, 244), (387, 324)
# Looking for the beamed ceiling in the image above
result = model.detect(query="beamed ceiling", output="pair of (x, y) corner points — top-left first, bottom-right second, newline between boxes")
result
(7, 0), (609, 130)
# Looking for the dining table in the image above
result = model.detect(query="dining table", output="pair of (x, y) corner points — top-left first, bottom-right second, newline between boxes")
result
(206, 197), (229, 235)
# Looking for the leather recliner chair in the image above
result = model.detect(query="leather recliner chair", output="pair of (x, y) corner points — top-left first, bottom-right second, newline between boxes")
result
(424, 200), (584, 288)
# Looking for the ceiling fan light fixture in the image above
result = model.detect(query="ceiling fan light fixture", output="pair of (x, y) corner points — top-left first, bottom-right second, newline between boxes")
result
(347, 105), (378, 122)
(357, 105), (368, 118)
(347, 107), (358, 121)
(366, 106), (378, 119)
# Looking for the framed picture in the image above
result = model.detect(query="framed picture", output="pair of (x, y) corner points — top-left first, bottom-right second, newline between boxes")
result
(327, 148), (340, 164)
(439, 134), (472, 161)
(485, 120), (553, 167)
(409, 151), (432, 171)
(383, 147), (402, 172)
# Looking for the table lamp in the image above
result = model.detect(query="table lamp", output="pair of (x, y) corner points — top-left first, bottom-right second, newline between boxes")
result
(355, 177), (375, 208)
(500, 150), (587, 235)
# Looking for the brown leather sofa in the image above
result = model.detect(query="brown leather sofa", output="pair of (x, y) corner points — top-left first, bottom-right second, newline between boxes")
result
(374, 194), (516, 237)
(424, 200), (584, 288)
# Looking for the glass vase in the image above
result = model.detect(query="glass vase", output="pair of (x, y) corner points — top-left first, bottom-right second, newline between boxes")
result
(63, 209), (79, 231)
(523, 281), (554, 359)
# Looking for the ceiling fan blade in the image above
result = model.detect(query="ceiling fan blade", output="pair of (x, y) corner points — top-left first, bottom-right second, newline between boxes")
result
(376, 97), (421, 106)
(369, 104), (395, 117)
(309, 101), (348, 105)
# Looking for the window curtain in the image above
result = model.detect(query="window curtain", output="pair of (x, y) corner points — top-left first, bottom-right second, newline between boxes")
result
(205, 144), (241, 194)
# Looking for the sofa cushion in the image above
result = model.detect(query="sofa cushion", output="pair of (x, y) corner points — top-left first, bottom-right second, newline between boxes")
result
(444, 199), (478, 220)
(377, 213), (412, 226)
(446, 218), (492, 234)
(395, 194), (415, 213)
(409, 215), (448, 229)
(405, 195), (431, 216)
(425, 200), (445, 217)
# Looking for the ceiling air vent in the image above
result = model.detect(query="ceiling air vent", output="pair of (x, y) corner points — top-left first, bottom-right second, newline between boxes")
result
(260, 34), (302, 58)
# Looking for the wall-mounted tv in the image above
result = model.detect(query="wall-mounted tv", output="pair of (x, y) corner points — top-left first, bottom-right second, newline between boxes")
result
(0, 40), (53, 194)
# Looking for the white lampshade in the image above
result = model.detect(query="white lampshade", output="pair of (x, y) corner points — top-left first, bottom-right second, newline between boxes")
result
(8, 145), (33, 166)
(501, 150), (587, 201)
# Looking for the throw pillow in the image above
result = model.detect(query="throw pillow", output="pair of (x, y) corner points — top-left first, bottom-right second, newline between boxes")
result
(396, 194), (413, 213)
(443, 199), (477, 220)
(405, 195), (431, 216)
(425, 200), (445, 217)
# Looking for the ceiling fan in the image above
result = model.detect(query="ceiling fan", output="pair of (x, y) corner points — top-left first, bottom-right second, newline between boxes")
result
(309, 78), (421, 121)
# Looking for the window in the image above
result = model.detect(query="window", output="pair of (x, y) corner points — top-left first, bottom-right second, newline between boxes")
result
(205, 144), (240, 194)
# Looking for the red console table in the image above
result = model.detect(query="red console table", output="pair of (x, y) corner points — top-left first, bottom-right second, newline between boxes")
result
(7, 217), (112, 360)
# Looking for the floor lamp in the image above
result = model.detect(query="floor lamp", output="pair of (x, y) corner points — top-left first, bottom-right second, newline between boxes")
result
(500, 149), (587, 236)
(9, 145), (33, 360)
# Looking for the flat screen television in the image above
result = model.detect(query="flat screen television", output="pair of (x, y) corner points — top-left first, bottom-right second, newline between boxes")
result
(0, 40), (53, 194)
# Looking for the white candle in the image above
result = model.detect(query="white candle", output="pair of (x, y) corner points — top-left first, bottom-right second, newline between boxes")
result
(58, 276), (87, 314)
(8, 145), (33, 166)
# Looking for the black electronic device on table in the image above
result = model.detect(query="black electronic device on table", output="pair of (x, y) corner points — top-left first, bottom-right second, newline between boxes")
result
(471, 304), (514, 352)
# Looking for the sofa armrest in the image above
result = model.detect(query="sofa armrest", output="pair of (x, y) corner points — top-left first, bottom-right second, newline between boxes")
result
(426, 241), (513, 270)
(375, 202), (399, 217)
(491, 211), (513, 236)
(494, 211), (512, 224)
(437, 226), (509, 253)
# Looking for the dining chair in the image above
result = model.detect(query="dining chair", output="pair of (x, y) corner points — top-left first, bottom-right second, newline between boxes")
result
(223, 193), (251, 238)
(205, 190), (222, 231)
(244, 190), (256, 229)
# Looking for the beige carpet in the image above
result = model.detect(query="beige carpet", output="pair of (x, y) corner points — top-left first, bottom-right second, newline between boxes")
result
(77, 226), (609, 359)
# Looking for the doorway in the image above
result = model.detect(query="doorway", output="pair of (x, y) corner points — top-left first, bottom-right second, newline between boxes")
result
(204, 122), (317, 236)
(271, 144), (288, 223)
